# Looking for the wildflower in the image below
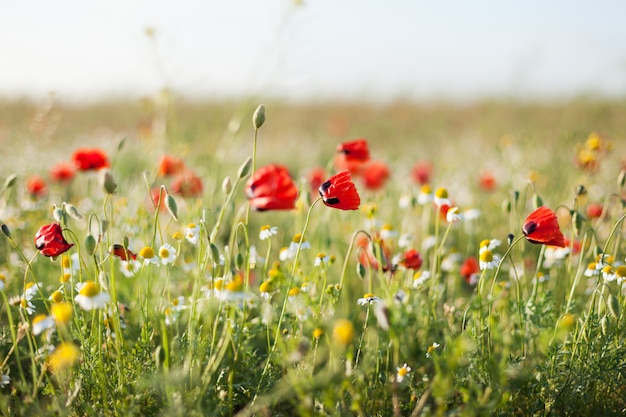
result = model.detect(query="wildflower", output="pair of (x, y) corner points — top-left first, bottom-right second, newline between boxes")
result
(48, 342), (80, 373)
(313, 327), (324, 340)
(479, 249), (500, 270)
(170, 169), (203, 198)
(245, 164), (298, 210)
(398, 194), (414, 209)
(314, 252), (330, 267)
(184, 223), (200, 245)
(445, 206), (464, 222)
(139, 246), (159, 265)
(398, 248), (423, 270)
(532, 272), (550, 284)
(434, 187), (451, 207)
(110, 244), (137, 261)
(362, 160), (390, 191)
(49, 290), (64, 303)
(586, 203), (604, 219)
(615, 265), (626, 285)
(120, 259), (142, 278)
(279, 247), (292, 261)
(460, 256), (480, 285)
(49, 162), (76, 183)
(74, 281), (110, 311)
(50, 302), (73, 324)
(26, 175), (47, 198)
(522, 206), (565, 247)
(158, 243), (177, 265)
(411, 160), (432, 185)
(398, 233), (413, 249)
(0, 273), (5, 291)
(396, 363), (411, 383)
(259, 281), (275, 300)
(337, 139), (370, 162)
(72, 148), (109, 171)
(417, 184), (433, 205)
(426, 342), (441, 358)
(602, 265), (617, 282)
(31, 314), (56, 336)
(306, 167), (327, 197)
(158, 154), (185, 176)
(288, 233), (311, 255)
(61, 252), (80, 279)
(357, 293), (382, 305)
(35, 223), (73, 257)
(478, 170), (497, 192)
(413, 271), (431, 287)
(380, 224), (398, 240)
(479, 239), (501, 253)
(332, 319), (354, 347)
(259, 225), (278, 240)
(319, 170), (361, 210)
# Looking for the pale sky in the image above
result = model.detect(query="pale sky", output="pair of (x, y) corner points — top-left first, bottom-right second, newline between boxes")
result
(2, 0), (626, 102)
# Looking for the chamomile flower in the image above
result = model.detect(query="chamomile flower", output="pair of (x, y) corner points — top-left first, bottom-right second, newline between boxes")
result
(479, 239), (501, 253)
(602, 265), (617, 282)
(396, 363), (411, 383)
(417, 185), (433, 205)
(288, 233), (311, 255)
(31, 314), (56, 336)
(616, 265), (626, 285)
(398, 194), (414, 209)
(61, 252), (80, 278)
(433, 187), (451, 207)
(0, 374), (9, 388)
(426, 342), (441, 358)
(445, 206), (464, 222)
(120, 259), (142, 278)
(380, 224), (398, 240)
(74, 281), (110, 311)
(479, 249), (500, 270)
(413, 271), (431, 288)
(314, 253), (330, 267)
(139, 246), (159, 266)
(357, 293), (382, 305)
(158, 243), (177, 265)
(259, 225), (278, 240)
(184, 223), (200, 245)
(0, 273), (5, 291)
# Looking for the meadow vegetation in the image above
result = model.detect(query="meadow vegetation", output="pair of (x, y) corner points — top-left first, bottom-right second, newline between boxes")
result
(0, 96), (625, 416)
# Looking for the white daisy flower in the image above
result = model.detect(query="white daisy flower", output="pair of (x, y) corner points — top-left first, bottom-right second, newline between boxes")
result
(357, 293), (382, 306)
(396, 363), (411, 383)
(259, 225), (278, 240)
(120, 259), (142, 278)
(184, 223), (201, 245)
(74, 281), (110, 311)
(158, 243), (177, 265)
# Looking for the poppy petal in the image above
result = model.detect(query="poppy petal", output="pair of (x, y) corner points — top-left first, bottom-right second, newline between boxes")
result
(319, 170), (361, 210)
(245, 164), (298, 211)
(522, 206), (565, 247)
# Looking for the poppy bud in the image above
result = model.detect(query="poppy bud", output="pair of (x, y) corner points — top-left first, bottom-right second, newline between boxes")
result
(608, 294), (620, 318)
(618, 169), (626, 189)
(165, 193), (178, 221)
(502, 198), (511, 213)
(532, 194), (543, 209)
(63, 203), (83, 220)
(356, 263), (366, 279)
(210, 243), (220, 264)
(1, 224), (10, 238)
(52, 205), (65, 223)
(571, 210), (584, 237)
(102, 170), (118, 194)
(253, 104), (265, 129)
(601, 316), (610, 336)
(238, 157), (253, 179)
(235, 252), (244, 270)
(3, 174), (17, 189)
(85, 234), (97, 256)
(222, 176), (232, 195)
(101, 220), (109, 235)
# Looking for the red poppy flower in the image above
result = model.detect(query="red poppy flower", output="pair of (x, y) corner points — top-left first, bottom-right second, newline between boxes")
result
(460, 256), (480, 285)
(357, 236), (391, 272)
(362, 160), (390, 191)
(72, 148), (109, 171)
(522, 206), (565, 247)
(110, 244), (137, 261)
(586, 202), (604, 219)
(398, 248), (422, 270)
(26, 175), (47, 198)
(158, 154), (186, 177)
(411, 160), (433, 186)
(147, 187), (168, 211)
(337, 139), (370, 162)
(35, 223), (74, 257)
(245, 164), (298, 211)
(319, 170), (360, 210)
(170, 170), (203, 198)
(49, 162), (76, 183)
(478, 170), (497, 192)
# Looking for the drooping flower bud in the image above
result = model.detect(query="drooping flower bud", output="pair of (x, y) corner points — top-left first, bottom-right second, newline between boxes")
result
(253, 104), (265, 129)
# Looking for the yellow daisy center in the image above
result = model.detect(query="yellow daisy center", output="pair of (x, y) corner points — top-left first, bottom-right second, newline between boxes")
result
(139, 247), (155, 259)
(79, 281), (99, 297)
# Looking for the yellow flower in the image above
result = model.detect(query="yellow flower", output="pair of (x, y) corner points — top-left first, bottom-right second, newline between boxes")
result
(313, 327), (324, 340)
(332, 319), (354, 347)
(48, 342), (80, 373)
(51, 302), (73, 324)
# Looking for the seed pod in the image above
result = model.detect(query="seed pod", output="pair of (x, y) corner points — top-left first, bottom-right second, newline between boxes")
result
(102, 170), (118, 194)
